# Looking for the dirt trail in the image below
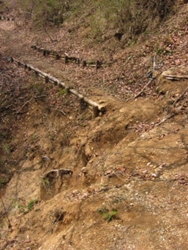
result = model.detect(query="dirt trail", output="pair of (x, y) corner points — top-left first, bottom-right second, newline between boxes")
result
(1, 4), (188, 250)
(0, 16), (123, 108)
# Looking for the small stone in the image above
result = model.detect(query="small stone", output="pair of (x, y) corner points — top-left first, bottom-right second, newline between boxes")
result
(175, 59), (181, 65)
(81, 167), (87, 173)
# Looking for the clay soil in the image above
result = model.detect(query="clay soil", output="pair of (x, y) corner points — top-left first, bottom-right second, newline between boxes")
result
(1, 2), (188, 250)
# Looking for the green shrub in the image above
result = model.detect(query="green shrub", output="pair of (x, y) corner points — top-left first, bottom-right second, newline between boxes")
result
(102, 209), (118, 222)
(97, 207), (118, 222)
(19, 0), (75, 27)
(27, 199), (37, 211)
(17, 0), (176, 41)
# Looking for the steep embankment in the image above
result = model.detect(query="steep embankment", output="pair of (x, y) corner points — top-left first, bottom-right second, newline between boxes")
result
(1, 1), (188, 249)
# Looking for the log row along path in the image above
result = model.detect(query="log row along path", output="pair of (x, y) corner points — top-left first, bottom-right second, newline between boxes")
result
(10, 57), (106, 117)
(2, 8), (188, 106)
(1, 14), (180, 107)
(0, 17), (121, 117)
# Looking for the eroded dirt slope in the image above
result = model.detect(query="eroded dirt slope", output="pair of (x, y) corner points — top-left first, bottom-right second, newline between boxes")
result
(1, 2), (188, 250)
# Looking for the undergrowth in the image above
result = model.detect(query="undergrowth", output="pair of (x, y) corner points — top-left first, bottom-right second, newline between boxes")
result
(15, 0), (177, 42)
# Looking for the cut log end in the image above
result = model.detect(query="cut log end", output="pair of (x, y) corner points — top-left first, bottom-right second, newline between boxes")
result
(93, 106), (99, 118)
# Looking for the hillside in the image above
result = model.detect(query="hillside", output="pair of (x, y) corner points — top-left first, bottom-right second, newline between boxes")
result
(1, 1), (188, 249)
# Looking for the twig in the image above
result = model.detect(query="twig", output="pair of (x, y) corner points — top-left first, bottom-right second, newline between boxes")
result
(16, 97), (33, 114)
(16, 95), (46, 114)
(173, 87), (188, 106)
(0, 228), (12, 232)
(133, 78), (153, 99)
(113, 173), (127, 183)
(156, 113), (176, 126)
(43, 24), (57, 44)
(153, 55), (157, 71)
(50, 108), (66, 116)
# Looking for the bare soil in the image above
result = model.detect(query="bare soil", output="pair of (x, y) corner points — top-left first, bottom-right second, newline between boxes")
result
(1, 2), (188, 250)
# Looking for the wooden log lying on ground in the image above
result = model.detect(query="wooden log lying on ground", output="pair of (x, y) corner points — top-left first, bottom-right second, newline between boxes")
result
(0, 16), (14, 21)
(31, 45), (103, 69)
(10, 57), (106, 117)
(31, 45), (64, 60)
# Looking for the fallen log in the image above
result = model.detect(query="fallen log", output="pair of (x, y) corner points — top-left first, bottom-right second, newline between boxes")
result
(31, 45), (63, 59)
